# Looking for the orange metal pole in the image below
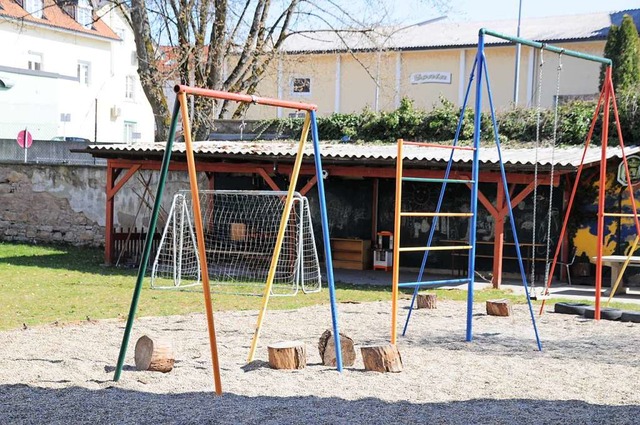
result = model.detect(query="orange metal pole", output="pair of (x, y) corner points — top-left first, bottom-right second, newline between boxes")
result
(391, 139), (403, 344)
(175, 85), (317, 111)
(595, 68), (613, 320)
(178, 92), (223, 394)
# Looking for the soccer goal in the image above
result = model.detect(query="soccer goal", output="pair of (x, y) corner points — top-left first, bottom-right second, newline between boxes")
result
(150, 190), (322, 296)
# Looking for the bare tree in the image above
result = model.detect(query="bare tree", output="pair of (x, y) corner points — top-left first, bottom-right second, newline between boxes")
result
(118, 0), (443, 140)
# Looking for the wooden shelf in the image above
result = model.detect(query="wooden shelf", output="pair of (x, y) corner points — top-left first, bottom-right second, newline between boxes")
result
(330, 238), (371, 270)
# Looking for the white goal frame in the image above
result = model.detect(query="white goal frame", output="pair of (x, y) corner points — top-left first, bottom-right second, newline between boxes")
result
(150, 190), (322, 296)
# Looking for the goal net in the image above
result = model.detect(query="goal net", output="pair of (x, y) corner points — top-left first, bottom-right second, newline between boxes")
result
(150, 190), (322, 296)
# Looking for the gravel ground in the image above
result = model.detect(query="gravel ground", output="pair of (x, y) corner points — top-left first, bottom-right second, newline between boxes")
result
(1, 299), (639, 424)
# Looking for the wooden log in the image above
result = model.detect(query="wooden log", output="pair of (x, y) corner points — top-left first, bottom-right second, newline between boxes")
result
(318, 329), (356, 367)
(360, 344), (403, 373)
(267, 340), (307, 370)
(486, 299), (512, 317)
(416, 293), (437, 309)
(134, 335), (175, 373)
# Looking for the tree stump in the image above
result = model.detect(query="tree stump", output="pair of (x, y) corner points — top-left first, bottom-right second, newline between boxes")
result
(318, 329), (356, 367)
(267, 340), (307, 370)
(417, 293), (437, 309)
(134, 335), (175, 373)
(486, 299), (512, 317)
(360, 344), (403, 373)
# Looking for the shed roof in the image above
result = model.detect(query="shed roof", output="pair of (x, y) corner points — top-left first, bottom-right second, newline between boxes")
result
(281, 9), (640, 53)
(87, 141), (640, 172)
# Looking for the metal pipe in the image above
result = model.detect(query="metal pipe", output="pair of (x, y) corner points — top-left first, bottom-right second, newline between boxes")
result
(480, 28), (612, 65)
(513, 0), (523, 104)
(174, 85), (317, 111)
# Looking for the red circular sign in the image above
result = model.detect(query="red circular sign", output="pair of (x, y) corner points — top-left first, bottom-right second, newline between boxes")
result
(17, 130), (33, 148)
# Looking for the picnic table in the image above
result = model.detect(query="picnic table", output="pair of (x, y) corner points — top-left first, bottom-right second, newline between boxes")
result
(592, 255), (640, 295)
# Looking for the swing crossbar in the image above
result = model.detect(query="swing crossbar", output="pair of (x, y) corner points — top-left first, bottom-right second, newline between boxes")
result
(480, 29), (612, 65)
(400, 212), (474, 217)
(174, 84), (318, 111)
(402, 177), (474, 184)
(399, 245), (472, 252)
(402, 141), (476, 151)
(398, 278), (471, 288)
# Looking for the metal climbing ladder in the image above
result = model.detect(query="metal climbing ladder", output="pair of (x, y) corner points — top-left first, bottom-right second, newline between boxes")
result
(391, 29), (543, 350)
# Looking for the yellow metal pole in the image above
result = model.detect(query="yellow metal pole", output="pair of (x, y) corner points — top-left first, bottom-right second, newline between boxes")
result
(606, 235), (639, 305)
(178, 92), (223, 395)
(247, 113), (312, 362)
(391, 139), (404, 344)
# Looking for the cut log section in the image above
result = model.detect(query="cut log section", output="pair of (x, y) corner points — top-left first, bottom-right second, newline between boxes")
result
(360, 344), (403, 373)
(134, 335), (175, 373)
(318, 329), (356, 367)
(486, 299), (512, 317)
(267, 340), (307, 370)
(417, 293), (437, 309)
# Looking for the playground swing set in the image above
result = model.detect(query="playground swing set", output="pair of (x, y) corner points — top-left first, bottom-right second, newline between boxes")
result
(110, 27), (639, 396)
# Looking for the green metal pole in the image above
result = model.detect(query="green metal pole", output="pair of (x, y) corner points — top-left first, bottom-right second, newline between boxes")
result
(480, 28), (612, 66)
(113, 100), (181, 381)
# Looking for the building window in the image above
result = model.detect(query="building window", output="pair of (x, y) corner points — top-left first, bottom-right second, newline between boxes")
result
(77, 61), (90, 86)
(291, 77), (311, 95)
(131, 51), (138, 67)
(124, 121), (138, 143)
(76, 0), (93, 28)
(125, 75), (135, 100)
(28, 52), (42, 71)
(24, 0), (43, 19)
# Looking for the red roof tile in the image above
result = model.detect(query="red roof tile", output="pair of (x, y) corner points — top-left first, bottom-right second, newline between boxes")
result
(0, 0), (119, 40)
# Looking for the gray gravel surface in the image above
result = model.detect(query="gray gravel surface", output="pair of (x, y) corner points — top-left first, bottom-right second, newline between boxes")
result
(1, 299), (639, 424)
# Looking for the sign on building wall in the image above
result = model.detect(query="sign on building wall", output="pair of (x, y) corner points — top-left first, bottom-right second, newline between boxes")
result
(617, 155), (640, 186)
(410, 72), (452, 85)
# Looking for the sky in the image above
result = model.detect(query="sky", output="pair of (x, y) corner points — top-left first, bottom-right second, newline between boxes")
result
(390, 0), (640, 23)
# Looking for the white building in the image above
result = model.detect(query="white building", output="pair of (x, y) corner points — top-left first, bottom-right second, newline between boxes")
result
(0, 0), (154, 143)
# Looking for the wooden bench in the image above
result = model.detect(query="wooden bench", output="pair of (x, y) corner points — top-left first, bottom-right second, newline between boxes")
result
(592, 255), (640, 295)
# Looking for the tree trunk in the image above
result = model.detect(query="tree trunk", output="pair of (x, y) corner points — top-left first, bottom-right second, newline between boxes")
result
(267, 341), (306, 369)
(134, 335), (175, 372)
(318, 329), (356, 367)
(486, 299), (512, 317)
(417, 293), (437, 309)
(361, 344), (403, 373)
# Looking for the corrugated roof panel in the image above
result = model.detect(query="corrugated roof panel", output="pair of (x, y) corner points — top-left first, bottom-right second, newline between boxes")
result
(280, 9), (640, 52)
(88, 141), (640, 169)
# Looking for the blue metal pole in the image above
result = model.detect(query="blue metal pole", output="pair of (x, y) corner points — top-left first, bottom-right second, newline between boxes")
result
(402, 57), (479, 337)
(310, 110), (343, 371)
(466, 33), (484, 342)
(482, 58), (542, 351)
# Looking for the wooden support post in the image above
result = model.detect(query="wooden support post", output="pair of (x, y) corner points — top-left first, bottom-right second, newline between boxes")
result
(361, 344), (403, 373)
(105, 162), (115, 265)
(492, 182), (505, 288)
(268, 341), (307, 369)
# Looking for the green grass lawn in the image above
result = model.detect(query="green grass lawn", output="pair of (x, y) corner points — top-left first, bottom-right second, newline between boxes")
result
(0, 242), (637, 331)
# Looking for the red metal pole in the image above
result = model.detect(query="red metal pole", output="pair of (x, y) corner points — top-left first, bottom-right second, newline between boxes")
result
(595, 67), (613, 320)
(174, 85), (317, 111)
(539, 84), (607, 314)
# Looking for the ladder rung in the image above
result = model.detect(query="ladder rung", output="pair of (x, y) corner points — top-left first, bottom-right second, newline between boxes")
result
(603, 213), (639, 218)
(399, 245), (472, 252)
(402, 177), (474, 184)
(400, 212), (474, 218)
(402, 141), (476, 151)
(398, 278), (471, 288)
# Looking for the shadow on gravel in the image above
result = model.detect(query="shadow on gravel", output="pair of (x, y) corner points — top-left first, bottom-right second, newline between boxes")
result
(1, 384), (638, 424)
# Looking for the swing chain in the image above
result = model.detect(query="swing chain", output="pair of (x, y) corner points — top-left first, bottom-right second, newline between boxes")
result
(542, 51), (563, 288)
(530, 46), (545, 290)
